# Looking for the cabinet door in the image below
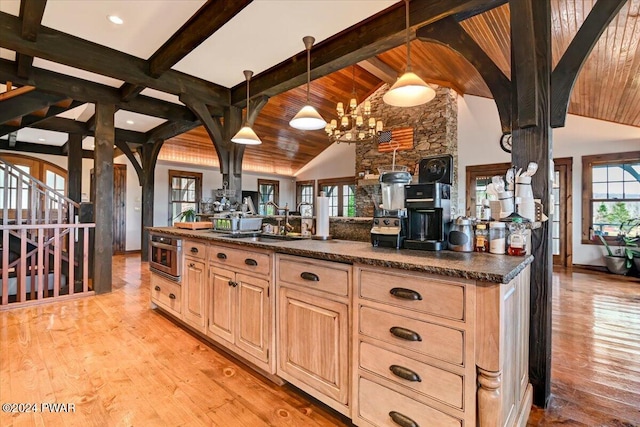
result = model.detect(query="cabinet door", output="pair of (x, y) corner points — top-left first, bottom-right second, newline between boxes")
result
(278, 286), (349, 405)
(182, 258), (207, 330)
(235, 273), (270, 363)
(207, 266), (236, 344)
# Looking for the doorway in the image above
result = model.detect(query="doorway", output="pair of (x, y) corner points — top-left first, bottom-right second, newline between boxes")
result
(90, 164), (127, 254)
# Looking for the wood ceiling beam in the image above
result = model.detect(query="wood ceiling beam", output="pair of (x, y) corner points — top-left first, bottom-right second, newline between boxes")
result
(0, 58), (204, 121)
(17, 0), (47, 78)
(230, 0), (500, 106)
(453, 0), (507, 21)
(149, 0), (252, 77)
(0, 90), (67, 123)
(145, 120), (201, 143)
(0, 99), (83, 137)
(550, 0), (627, 128)
(0, 139), (93, 158)
(119, 83), (145, 102)
(0, 12), (230, 106)
(0, 84), (35, 101)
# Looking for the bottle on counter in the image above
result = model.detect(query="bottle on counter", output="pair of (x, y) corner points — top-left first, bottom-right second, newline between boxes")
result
(489, 221), (506, 254)
(507, 217), (527, 256)
(474, 223), (489, 252)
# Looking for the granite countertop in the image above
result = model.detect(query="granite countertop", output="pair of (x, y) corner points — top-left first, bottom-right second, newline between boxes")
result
(148, 227), (532, 284)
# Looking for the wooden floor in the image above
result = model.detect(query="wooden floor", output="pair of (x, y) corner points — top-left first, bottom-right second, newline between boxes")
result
(0, 255), (638, 427)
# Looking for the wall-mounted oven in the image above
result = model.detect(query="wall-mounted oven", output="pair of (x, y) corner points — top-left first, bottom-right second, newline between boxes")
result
(149, 234), (182, 281)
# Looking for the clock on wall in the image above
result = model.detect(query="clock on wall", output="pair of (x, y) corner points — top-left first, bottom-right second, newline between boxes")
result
(500, 133), (512, 153)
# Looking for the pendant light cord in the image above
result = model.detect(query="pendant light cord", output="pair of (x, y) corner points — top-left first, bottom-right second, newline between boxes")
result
(405, 0), (411, 72)
(306, 44), (311, 103)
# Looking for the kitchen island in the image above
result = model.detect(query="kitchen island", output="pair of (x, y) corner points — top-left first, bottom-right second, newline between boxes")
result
(148, 227), (533, 427)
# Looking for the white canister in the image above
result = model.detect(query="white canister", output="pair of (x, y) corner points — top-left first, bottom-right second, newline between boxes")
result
(515, 176), (533, 200)
(498, 191), (514, 218)
(489, 221), (506, 254)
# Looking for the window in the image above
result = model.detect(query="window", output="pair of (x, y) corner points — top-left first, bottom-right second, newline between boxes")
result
(168, 170), (202, 225)
(258, 179), (279, 215)
(318, 177), (356, 217)
(582, 152), (640, 243)
(465, 162), (511, 217)
(296, 180), (314, 213)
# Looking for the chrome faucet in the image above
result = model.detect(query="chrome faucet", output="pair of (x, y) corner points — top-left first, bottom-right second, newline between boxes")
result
(265, 201), (291, 234)
(296, 201), (312, 215)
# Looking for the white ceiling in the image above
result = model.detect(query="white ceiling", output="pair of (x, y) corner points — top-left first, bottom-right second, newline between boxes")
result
(0, 0), (397, 145)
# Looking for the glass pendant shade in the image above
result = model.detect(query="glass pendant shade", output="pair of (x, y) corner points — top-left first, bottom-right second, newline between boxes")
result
(290, 36), (327, 131)
(289, 105), (326, 130)
(383, 71), (436, 107)
(231, 125), (262, 145)
(232, 69), (262, 145)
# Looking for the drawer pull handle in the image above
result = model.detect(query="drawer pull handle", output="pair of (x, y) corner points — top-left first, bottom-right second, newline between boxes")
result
(390, 287), (422, 301)
(389, 365), (422, 382)
(389, 411), (419, 427)
(189, 263), (195, 268)
(169, 293), (176, 300)
(190, 247), (199, 254)
(300, 272), (319, 282)
(228, 280), (237, 287)
(217, 252), (227, 259)
(154, 285), (161, 291)
(245, 258), (258, 266)
(389, 326), (422, 342)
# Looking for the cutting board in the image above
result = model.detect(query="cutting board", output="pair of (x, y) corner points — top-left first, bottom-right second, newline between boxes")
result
(175, 221), (212, 230)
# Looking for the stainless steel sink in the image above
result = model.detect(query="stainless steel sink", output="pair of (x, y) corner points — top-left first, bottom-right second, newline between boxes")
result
(222, 232), (309, 242)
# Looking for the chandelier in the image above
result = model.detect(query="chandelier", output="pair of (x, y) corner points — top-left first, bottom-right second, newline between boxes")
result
(325, 66), (383, 144)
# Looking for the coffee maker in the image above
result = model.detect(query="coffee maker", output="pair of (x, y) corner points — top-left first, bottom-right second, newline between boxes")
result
(371, 171), (412, 249)
(404, 155), (453, 251)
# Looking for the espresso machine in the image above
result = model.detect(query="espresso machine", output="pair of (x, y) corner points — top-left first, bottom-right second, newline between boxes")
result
(371, 171), (412, 248)
(404, 155), (453, 251)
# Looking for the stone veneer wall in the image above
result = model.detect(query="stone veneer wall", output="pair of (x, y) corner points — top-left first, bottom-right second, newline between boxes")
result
(355, 85), (458, 217)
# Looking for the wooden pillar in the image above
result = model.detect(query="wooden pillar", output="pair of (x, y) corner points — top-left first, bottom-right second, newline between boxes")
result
(140, 140), (162, 262)
(93, 103), (115, 294)
(509, 0), (553, 407)
(66, 133), (83, 204)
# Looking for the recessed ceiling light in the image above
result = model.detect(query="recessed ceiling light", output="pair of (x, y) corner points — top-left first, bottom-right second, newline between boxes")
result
(126, 120), (134, 125)
(38, 138), (45, 142)
(107, 15), (124, 25)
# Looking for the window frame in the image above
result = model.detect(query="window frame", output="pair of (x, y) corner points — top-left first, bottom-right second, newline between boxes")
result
(258, 179), (280, 215)
(465, 162), (511, 217)
(581, 151), (640, 245)
(317, 176), (356, 217)
(296, 180), (315, 214)
(168, 169), (202, 225)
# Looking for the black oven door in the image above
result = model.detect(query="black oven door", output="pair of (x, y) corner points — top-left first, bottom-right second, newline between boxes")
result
(149, 237), (181, 279)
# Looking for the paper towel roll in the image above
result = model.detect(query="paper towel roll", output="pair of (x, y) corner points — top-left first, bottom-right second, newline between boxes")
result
(315, 195), (330, 238)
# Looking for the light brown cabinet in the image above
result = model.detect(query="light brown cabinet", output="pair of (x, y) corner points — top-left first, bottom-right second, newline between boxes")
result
(207, 243), (274, 373)
(276, 254), (351, 416)
(150, 271), (181, 317)
(182, 255), (207, 332)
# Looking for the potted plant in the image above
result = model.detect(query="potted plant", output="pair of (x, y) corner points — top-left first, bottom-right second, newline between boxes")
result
(597, 234), (630, 275)
(597, 218), (640, 275)
(175, 207), (197, 222)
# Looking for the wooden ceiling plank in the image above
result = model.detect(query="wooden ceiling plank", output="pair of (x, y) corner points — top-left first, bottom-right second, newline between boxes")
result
(231, 0), (506, 106)
(0, 58), (201, 121)
(149, 0), (252, 77)
(0, 11), (230, 106)
(550, 0), (628, 128)
(417, 16), (512, 132)
(0, 84), (35, 101)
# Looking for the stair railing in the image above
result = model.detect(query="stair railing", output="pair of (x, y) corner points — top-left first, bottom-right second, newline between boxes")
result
(0, 158), (95, 308)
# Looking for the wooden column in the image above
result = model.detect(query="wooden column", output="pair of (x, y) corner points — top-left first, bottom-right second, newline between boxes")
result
(66, 133), (83, 203)
(140, 140), (163, 262)
(93, 103), (115, 294)
(509, 0), (553, 407)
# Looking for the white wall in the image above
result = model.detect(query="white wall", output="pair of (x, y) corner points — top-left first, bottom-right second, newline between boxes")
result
(458, 95), (640, 266)
(294, 141), (356, 181)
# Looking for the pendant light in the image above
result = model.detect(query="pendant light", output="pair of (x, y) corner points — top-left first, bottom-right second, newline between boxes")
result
(383, 0), (435, 107)
(232, 70), (262, 145)
(289, 36), (327, 130)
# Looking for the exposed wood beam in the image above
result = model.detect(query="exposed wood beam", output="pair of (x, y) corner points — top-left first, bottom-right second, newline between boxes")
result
(149, 0), (253, 77)
(550, 0), (627, 128)
(511, 0), (538, 128)
(0, 90), (66, 123)
(0, 84), (35, 100)
(0, 139), (96, 158)
(19, 0), (47, 42)
(247, 95), (269, 126)
(0, 12), (230, 106)
(119, 83), (145, 102)
(0, 99), (83, 137)
(0, 58), (205, 120)
(145, 120), (201, 143)
(66, 132), (83, 203)
(231, 0), (497, 106)
(417, 17), (512, 133)
(453, 0), (507, 21)
(16, 55), (34, 79)
(114, 139), (143, 185)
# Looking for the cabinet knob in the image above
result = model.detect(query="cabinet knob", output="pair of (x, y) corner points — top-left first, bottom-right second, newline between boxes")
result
(189, 263), (195, 268)
(154, 285), (161, 291)
(190, 247), (199, 254)
(389, 365), (422, 382)
(300, 272), (319, 282)
(169, 293), (176, 300)
(389, 326), (422, 342)
(389, 287), (422, 301)
(228, 280), (238, 287)
(244, 258), (258, 266)
(217, 252), (227, 260)
(389, 411), (419, 427)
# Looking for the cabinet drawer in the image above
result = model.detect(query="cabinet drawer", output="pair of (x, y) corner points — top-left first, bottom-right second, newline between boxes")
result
(359, 268), (465, 321)
(359, 341), (463, 409)
(150, 273), (181, 313)
(359, 306), (464, 366)
(357, 377), (461, 427)
(184, 240), (207, 260)
(210, 245), (271, 276)
(277, 256), (349, 297)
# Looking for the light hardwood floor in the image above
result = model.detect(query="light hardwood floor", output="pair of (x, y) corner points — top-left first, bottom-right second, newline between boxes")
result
(0, 255), (638, 426)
